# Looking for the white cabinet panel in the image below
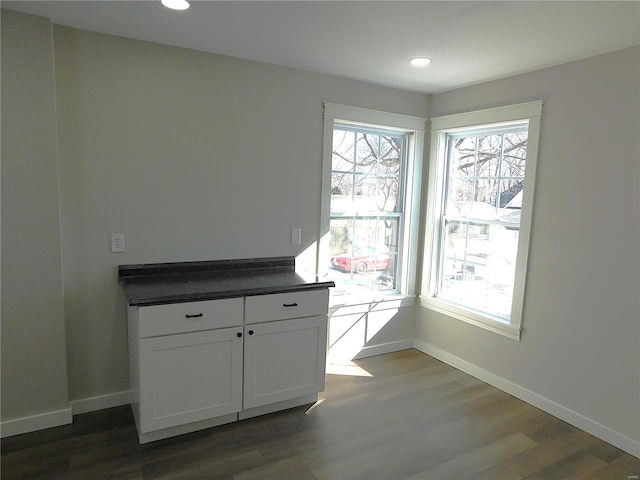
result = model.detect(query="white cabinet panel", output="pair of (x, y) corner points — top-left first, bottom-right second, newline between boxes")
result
(243, 316), (327, 409)
(139, 327), (243, 433)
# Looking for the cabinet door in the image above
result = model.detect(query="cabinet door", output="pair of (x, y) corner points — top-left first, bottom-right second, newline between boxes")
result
(243, 316), (327, 409)
(139, 327), (243, 433)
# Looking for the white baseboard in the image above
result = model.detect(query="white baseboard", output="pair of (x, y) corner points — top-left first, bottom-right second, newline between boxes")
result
(70, 390), (131, 415)
(352, 338), (415, 360)
(1, 390), (132, 438)
(413, 339), (640, 458)
(1, 408), (72, 438)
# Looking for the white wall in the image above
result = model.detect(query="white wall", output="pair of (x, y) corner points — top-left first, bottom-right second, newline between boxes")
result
(51, 26), (429, 402)
(329, 301), (416, 362)
(416, 47), (640, 451)
(1, 10), (70, 425)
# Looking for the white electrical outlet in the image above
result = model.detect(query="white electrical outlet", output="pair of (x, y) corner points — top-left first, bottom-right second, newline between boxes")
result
(111, 233), (125, 253)
(291, 228), (301, 246)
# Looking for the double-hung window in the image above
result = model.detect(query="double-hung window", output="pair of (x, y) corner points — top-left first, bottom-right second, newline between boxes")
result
(421, 102), (542, 340)
(320, 104), (425, 305)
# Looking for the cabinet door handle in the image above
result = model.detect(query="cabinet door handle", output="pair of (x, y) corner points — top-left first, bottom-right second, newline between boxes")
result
(248, 330), (254, 335)
(185, 313), (203, 318)
(283, 303), (298, 307)
(237, 332), (242, 338)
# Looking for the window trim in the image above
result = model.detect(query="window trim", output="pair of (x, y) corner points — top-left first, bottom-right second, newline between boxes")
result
(420, 101), (543, 341)
(320, 103), (426, 306)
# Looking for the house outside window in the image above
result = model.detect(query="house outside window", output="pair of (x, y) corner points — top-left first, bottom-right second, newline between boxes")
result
(421, 102), (542, 340)
(320, 104), (425, 306)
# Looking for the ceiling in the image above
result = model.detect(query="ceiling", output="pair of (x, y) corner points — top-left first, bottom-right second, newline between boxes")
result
(4, 1), (640, 93)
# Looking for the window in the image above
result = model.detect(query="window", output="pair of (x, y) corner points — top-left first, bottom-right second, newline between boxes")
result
(320, 104), (425, 304)
(421, 102), (542, 340)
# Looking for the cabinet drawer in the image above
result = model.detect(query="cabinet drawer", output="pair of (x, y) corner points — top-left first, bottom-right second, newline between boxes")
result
(245, 289), (329, 324)
(138, 298), (243, 338)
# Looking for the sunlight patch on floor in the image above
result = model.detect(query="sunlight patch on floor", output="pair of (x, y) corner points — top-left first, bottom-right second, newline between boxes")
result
(326, 359), (373, 377)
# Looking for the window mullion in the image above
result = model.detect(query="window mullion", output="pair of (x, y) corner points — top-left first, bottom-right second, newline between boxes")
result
(472, 139), (478, 211)
(351, 131), (357, 204)
(496, 134), (504, 212)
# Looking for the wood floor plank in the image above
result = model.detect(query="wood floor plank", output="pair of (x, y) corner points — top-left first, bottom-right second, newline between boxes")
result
(234, 455), (317, 480)
(2, 349), (639, 480)
(522, 450), (609, 480)
(477, 428), (599, 479)
(406, 433), (539, 480)
(311, 426), (439, 480)
(581, 453), (640, 480)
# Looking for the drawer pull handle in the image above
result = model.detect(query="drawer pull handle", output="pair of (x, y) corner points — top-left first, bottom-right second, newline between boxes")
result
(283, 303), (298, 307)
(248, 330), (254, 335)
(185, 313), (203, 318)
(237, 332), (242, 338)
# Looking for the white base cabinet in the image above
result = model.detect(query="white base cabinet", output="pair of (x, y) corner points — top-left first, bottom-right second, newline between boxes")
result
(128, 289), (329, 443)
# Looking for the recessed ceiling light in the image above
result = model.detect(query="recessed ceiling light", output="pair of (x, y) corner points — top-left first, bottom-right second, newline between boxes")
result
(161, 0), (190, 11)
(410, 57), (432, 67)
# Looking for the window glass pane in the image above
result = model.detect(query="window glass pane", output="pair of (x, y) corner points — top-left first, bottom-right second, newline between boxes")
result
(331, 171), (354, 211)
(332, 129), (355, 172)
(329, 217), (400, 296)
(499, 179), (524, 208)
(503, 132), (528, 176)
(475, 134), (503, 178)
(472, 179), (500, 212)
(380, 136), (402, 167)
(355, 173), (377, 199)
(377, 177), (399, 214)
(447, 177), (473, 213)
(355, 132), (378, 174)
(438, 220), (518, 320)
(449, 137), (476, 177)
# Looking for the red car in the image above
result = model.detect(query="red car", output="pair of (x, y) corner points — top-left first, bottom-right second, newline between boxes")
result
(330, 247), (390, 274)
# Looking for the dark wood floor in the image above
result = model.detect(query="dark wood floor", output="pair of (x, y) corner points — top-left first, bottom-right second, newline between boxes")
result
(2, 349), (639, 479)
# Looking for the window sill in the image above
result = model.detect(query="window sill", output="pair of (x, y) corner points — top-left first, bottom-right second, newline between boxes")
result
(419, 295), (521, 341)
(330, 293), (415, 316)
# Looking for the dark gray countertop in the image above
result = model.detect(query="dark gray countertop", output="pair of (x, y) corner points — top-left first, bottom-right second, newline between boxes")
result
(119, 256), (335, 306)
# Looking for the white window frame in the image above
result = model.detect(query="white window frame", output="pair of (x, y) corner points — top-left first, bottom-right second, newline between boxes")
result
(420, 101), (542, 340)
(319, 103), (426, 308)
